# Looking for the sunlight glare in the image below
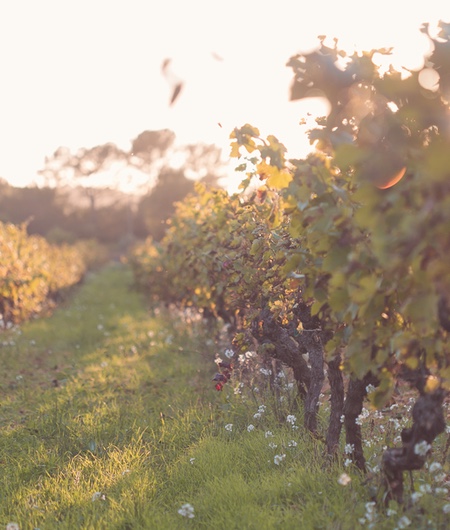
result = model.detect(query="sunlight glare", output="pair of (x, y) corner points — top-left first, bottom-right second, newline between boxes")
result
(418, 67), (440, 91)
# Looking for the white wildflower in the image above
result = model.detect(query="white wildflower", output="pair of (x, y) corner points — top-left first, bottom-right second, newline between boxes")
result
(6, 524), (20, 530)
(360, 408), (370, 419)
(253, 412), (262, 419)
(344, 443), (354, 455)
(414, 441), (431, 456)
(386, 508), (397, 516)
(92, 492), (105, 501)
(224, 424), (233, 431)
(260, 367), (272, 376)
(224, 349), (234, 359)
(247, 424), (255, 432)
(410, 492), (422, 503)
(419, 483), (432, 494)
(178, 503), (195, 518)
(288, 440), (298, 448)
(435, 487), (448, 495)
(365, 502), (376, 522)
(268, 442), (277, 449)
(337, 473), (351, 486)
(443, 503), (450, 514)
(286, 415), (297, 425)
(365, 384), (375, 394)
(396, 515), (411, 528)
(434, 472), (446, 483)
(265, 431), (274, 438)
(344, 458), (352, 467)
(365, 502), (375, 513)
(429, 462), (442, 473)
(234, 383), (244, 395)
(189, 458), (195, 465)
(274, 454), (286, 465)
(340, 415), (345, 423)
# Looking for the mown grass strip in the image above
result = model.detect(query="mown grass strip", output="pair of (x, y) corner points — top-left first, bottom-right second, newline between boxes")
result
(0, 265), (216, 529)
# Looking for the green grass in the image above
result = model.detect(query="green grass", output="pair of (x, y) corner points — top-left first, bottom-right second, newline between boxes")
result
(1, 265), (449, 529)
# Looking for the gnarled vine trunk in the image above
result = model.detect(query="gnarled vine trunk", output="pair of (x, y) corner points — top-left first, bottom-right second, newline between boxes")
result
(382, 389), (446, 504)
(326, 352), (344, 456)
(252, 307), (328, 436)
(343, 373), (377, 472)
(252, 308), (311, 399)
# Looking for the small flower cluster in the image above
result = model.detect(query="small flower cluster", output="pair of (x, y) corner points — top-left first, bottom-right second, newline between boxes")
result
(355, 408), (370, 425)
(338, 472), (351, 486)
(359, 501), (377, 526)
(286, 414), (299, 430)
(274, 453), (286, 465)
(178, 503), (195, 518)
(92, 491), (106, 502)
(253, 404), (266, 420)
(414, 440), (431, 457)
(237, 350), (256, 365)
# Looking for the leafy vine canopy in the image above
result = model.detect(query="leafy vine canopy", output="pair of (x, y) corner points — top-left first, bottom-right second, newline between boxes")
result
(230, 22), (450, 405)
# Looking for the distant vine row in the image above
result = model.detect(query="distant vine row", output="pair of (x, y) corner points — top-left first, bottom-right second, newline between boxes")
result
(0, 222), (103, 327)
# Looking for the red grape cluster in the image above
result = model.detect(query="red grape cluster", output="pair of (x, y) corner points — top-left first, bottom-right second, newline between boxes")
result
(212, 361), (233, 391)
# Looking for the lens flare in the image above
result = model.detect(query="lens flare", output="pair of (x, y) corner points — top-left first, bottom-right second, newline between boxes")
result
(376, 166), (407, 189)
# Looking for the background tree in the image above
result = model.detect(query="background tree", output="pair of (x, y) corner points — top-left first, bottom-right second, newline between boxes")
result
(134, 167), (195, 240)
(34, 129), (225, 244)
(181, 143), (225, 187)
(130, 129), (176, 170)
(0, 182), (66, 236)
(40, 143), (128, 238)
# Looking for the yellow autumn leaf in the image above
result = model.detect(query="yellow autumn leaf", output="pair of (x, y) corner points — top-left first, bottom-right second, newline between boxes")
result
(230, 142), (241, 158)
(268, 169), (292, 190)
(267, 135), (287, 153)
(257, 161), (292, 189)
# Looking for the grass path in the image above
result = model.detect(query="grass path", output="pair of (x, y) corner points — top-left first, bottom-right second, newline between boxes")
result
(0, 265), (219, 529)
(3, 265), (446, 529)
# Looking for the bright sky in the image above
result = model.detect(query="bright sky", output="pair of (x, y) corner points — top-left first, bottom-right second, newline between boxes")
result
(0, 0), (448, 190)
